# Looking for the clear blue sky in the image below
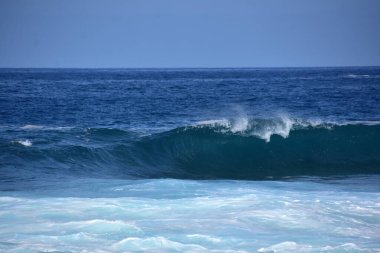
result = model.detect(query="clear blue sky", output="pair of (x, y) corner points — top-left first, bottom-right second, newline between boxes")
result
(0, 0), (379, 68)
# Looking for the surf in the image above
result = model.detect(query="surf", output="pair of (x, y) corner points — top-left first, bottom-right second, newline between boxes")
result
(1, 118), (379, 184)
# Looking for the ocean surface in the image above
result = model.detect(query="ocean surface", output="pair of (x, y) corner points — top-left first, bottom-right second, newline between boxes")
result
(0, 67), (380, 252)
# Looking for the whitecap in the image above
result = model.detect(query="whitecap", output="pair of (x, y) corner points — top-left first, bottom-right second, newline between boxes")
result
(346, 74), (371, 78)
(195, 119), (230, 128)
(230, 116), (249, 133)
(20, 124), (43, 129)
(249, 115), (294, 142)
(20, 125), (73, 131)
(194, 114), (380, 142)
(17, 139), (32, 147)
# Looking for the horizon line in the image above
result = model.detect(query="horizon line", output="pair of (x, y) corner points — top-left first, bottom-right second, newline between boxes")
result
(0, 65), (380, 70)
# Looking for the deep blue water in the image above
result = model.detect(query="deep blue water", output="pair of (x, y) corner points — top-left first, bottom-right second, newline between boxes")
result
(0, 68), (380, 252)
(1, 67), (380, 128)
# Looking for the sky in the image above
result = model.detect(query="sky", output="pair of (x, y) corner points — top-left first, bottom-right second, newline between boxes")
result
(0, 0), (379, 68)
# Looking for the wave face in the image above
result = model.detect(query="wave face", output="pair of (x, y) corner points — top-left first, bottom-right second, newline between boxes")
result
(1, 67), (380, 183)
(2, 120), (379, 183)
(122, 122), (380, 179)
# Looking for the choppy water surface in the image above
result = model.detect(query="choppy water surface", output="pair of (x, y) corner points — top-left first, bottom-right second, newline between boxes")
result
(0, 68), (380, 252)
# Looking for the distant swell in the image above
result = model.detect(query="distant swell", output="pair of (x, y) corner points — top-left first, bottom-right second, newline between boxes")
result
(1, 121), (380, 181)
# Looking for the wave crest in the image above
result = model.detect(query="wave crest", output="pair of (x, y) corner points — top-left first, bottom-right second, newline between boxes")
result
(195, 116), (328, 142)
(2, 120), (380, 181)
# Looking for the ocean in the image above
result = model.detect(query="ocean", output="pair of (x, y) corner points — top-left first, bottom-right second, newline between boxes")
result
(0, 67), (380, 252)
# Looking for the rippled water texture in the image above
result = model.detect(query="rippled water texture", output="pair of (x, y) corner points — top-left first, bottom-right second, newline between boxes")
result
(1, 68), (380, 252)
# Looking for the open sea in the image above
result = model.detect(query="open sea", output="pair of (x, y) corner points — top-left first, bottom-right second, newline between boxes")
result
(0, 67), (380, 252)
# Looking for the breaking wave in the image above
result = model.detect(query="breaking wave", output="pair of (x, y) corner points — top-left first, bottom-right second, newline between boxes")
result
(1, 118), (380, 181)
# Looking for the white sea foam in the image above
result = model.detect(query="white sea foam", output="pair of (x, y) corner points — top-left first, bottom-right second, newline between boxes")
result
(194, 113), (380, 143)
(195, 114), (295, 142)
(258, 242), (364, 253)
(251, 115), (294, 142)
(346, 74), (370, 78)
(258, 241), (311, 252)
(195, 119), (230, 128)
(186, 234), (222, 243)
(20, 124), (44, 129)
(112, 236), (207, 251)
(195, 118), (248, 133)
(17, 139), (32, 147)
(230, 115), (249, 133)
(0, 177), (378, 252)
(20, 125), (73, 131)
(337, 120), (380, 126)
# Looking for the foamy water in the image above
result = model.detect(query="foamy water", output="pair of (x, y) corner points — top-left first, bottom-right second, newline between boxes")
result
(0, 178), (379, 253)
(16, 139), (32, 147)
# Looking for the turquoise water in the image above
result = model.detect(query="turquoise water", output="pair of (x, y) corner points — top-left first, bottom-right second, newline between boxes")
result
(1, 178), (379, 252)
(0, 68), (380, 252)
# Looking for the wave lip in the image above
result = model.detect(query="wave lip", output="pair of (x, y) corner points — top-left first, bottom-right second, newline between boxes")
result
(195, 116), (329, 142)
(150, 122), (380, 179)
